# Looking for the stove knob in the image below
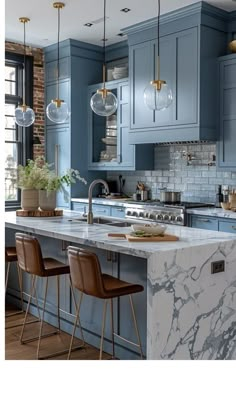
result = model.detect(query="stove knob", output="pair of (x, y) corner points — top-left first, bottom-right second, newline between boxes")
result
(175, 215), (183, 223)
(132, 211), (138, 217)
(126, 210), (132, 216)
(170, 215), (176, 222)
(163, 214), (170, 221)
(139, 211), (144, 218)
(144, 212), (149, 218)
(149, 213), (156, 220)
(156, 214), (163, 221)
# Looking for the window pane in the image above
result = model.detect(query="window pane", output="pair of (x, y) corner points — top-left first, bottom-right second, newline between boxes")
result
(5, 80), (16, 95)
(5, 66), (16, 81)
(5, 103), (16, 116)
(5, 129), (17, 142)
(5, 115), (16, 129)
(5, 143), (18, 201)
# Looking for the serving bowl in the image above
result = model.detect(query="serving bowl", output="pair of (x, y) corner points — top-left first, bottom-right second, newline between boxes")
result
(131, 223), (167, 235)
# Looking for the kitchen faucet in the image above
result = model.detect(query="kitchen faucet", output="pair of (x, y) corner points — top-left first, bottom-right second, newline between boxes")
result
(87, 179), (109, 224)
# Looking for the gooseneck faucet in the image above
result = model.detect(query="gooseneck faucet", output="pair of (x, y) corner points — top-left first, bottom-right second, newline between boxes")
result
(87, 179), (109, 224)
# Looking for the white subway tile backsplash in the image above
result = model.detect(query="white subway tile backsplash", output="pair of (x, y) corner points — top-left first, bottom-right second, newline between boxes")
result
(107, 143), (235, 202)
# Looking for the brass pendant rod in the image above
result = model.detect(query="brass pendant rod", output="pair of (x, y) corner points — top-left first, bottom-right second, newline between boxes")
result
(57, 6), (60, 99)
(23, 20), (26, 105)
(157, 0), (160, 81)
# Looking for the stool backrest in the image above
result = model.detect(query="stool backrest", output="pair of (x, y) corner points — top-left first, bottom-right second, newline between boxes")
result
(15, 233), (45, 276)
(68, 246), (105, 298)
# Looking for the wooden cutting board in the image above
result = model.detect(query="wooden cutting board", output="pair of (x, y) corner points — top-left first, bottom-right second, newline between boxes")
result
(16, 209), (63, 217)
(107, 233), (179, 242)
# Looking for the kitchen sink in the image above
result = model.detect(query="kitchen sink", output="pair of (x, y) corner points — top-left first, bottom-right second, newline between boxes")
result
(66, 217), (132, 226)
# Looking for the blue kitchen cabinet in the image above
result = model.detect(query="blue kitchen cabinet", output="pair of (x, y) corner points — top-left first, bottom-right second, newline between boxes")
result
(189, 215), (218, 231)
(125, 3), (226, 144)
(88, 79), (154, 171)
(110, 206), (125, 218)
(72, 202), (88, 213)
(217, 55), (236, 170)
(45, 39), (105, 208)
(218, 220), (236, 234)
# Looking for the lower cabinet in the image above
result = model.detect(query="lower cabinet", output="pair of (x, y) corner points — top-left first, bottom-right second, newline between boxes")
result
(71, 201), (126, 218)
(190, 215), (218, 231)
(219, 220), (236, 234)
(189, 215), (236, 234)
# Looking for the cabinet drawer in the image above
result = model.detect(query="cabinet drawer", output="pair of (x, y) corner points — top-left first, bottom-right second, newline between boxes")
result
(72, 202), (88, 213)
(111, 207), (125, 218)
(92, 205), (111, 216)
(219, 220), (236, 234)
(191, 216), (218, 231)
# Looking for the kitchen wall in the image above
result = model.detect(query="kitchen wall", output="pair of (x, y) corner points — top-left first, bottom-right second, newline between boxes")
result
(5, 41), (45, 159)
(107, 143), (236, 204)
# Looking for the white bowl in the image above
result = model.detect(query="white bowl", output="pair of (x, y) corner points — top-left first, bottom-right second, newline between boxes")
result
(131, 223), (167, 236)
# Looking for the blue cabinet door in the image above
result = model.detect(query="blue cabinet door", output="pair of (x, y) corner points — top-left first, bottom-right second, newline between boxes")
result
(219, 220), (236, 234)
(218, 55), (236, 170)
(111, 206), (125, 218)
(190, 215), (218, 231)
(129, 27), (199, 143)
(46, 127), (71, 208)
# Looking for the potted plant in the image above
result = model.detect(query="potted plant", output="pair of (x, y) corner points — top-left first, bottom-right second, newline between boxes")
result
(38, 163), (87, 210)
(17, 157), (87, 211)
(17, 157), (46, 210)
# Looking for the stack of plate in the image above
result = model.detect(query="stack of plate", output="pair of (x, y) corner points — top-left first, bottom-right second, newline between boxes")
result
(112, 66), (128, 80)
(102, 137), (117, 145)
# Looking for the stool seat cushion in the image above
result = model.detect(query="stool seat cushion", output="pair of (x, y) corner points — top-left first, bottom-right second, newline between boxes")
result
(43, 258), (70, 277)
(5, 247), (17, 262)
(102, 274), (144, 299)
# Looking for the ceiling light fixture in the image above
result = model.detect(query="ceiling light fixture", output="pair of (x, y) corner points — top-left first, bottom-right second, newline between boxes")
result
(84, 22), (93, 27)
(90, 0), (117, 117)
(46, 2), (70, 124)
(120, 8), (131, 13)
(144, 0), (173, 111)
(15, 17), (35, 127)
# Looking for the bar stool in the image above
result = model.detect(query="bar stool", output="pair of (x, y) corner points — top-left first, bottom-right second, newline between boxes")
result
(67, 246), (144, 360)
(5, 246), (24, 325)
(15, 232), (84, 359)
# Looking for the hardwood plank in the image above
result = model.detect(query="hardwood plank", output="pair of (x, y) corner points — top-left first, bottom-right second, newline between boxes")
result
(5, 305), (111, 360)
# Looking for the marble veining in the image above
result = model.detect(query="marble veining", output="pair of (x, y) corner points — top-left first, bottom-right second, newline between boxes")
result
(187, 207), (236, 219)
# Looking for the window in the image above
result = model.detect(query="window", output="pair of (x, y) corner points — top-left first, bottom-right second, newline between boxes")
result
(5, 52), (34, 208)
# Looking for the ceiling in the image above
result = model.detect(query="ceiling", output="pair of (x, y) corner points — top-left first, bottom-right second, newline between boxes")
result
(5, 0), (236, 48)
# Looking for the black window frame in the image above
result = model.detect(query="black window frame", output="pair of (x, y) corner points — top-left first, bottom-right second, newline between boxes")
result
(5, 51), (34, 210)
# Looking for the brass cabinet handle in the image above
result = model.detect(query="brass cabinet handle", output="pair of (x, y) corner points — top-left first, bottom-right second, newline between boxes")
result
(200, 219), (210, 223)
(231, 226), (236, 230)
(55, 144), (60, 176)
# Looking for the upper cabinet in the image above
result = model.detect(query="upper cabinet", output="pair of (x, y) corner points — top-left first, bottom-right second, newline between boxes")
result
(88, 78), (154, 171)
(217, 55), (236, 170)
(124, 2), (227, 144)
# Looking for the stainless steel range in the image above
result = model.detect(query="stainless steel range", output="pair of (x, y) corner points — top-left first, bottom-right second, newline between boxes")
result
(125, 202), (214, 226)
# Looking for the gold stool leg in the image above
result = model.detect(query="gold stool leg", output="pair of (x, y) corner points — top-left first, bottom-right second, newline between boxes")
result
(110, 299), (115, 359)
(36, 277), (49, 359)
(57, 275), (60, 331)
(20, 275), (37, 343)
(129, 295), (143, 360)
(69, 276), (85, 345)
(99, 300), (108, 360)
(67, 291), (84, 360)
(5, 262), (10, 291)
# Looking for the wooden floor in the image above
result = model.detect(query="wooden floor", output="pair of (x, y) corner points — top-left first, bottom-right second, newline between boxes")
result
(5, 305), (110, 360)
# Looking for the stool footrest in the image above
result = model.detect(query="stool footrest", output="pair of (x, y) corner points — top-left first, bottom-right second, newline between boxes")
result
(6, 310), (24, 318)
(21, 329), (59, 344)
(5, 319), (39, 330)
(113, 332), (141, 348)
(38, 344), (85, 360)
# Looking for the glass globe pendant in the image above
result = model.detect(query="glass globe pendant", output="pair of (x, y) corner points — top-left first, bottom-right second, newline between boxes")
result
(46, 2), (70, 124)
(15, 104), (35, 127)
(144, 0), (173, 111)
(144, 79), (173, 111)
(15, 17), (35, 127)
(90, 0), (118, 117)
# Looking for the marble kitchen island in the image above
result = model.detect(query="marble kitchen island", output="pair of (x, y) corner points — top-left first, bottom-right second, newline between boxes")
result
(5, 211), (236, 360)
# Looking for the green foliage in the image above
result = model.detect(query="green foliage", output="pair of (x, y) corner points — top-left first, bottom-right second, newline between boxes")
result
(17, 156), (87, 202)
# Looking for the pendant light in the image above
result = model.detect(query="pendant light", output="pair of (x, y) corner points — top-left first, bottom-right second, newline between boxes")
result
(46, 2), (69, 123)
(144, 0), (173, 111)
(15, 17), (35, 127)
(90, 0), (117, 117)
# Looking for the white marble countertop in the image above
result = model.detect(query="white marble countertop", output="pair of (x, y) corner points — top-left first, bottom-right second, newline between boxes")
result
(187, 207), (236, 219)
(5, 210), (236, 259)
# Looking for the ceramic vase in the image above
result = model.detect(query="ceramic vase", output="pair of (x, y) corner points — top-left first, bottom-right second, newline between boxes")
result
(21, 189), (39, 210)
(39, 190), (57, 211)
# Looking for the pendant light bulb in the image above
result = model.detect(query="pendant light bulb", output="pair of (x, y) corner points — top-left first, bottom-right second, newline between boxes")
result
(144, 0), (173, 111)
(46, 2), (70, 124)
(90, 0), (118, 117)
(15, 17), (35, 127)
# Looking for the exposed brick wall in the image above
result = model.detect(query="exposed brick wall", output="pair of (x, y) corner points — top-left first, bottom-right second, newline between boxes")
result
(5, 41), (45, 159)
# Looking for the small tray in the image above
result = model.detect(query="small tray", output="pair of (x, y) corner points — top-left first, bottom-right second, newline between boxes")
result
(16, 209), (63, 217)
(107, 233), (179, 242)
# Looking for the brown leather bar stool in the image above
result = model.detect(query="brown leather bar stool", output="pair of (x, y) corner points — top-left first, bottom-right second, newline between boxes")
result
(15, 232), (84, 359)
(67, 246), (144, 360)
(5, 247), (24, 324)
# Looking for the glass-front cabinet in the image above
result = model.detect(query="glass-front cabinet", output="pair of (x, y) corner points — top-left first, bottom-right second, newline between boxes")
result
(88, 78), (154, 171)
